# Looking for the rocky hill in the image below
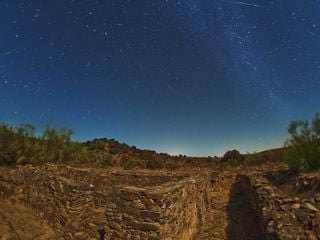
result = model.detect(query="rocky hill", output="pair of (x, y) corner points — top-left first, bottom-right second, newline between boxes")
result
(84, 138), (220, 169)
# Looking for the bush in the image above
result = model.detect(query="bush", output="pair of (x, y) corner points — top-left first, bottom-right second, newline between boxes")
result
(0, 122), (88, 165)
(101, 154), (114, 167)
(146, 158), (163, 169)
(221, 149), (244, 163)
(120, 157), (137, 170)
(243, 152), (264, 166)
(285, 113), (320, 172)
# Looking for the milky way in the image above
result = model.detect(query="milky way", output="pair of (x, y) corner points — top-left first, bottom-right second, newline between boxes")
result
(0, 0), (320, 156)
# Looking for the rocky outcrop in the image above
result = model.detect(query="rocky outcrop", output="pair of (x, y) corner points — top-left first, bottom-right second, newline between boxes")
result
(240, 172), (320, 240)
(296, 174), (320, 194)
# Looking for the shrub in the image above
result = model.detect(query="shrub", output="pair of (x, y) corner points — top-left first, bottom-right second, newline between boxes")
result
(101, 154), (114, 167)
(146, 158), (163, 169)
(243, 152), (264, 166)
(120, 157), (137, 170)
(221, 149), (244, 164)
(285, 113), (320, 172)
(0, 122), (88, 165)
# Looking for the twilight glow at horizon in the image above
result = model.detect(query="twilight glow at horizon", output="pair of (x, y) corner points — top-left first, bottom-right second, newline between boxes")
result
(0, 0), (319, 156)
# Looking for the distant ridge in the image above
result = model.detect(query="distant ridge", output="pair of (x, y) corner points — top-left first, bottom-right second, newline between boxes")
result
(84, 138), (219, 169)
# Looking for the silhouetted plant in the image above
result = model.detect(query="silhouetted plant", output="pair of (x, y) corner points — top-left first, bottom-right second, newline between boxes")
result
(285, 113), (320, 172)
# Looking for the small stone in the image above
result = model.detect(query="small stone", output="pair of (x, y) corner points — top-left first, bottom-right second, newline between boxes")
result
(283, 198), (293, 204)
(123, 213), (134, 221)
(303, 202), (319, 212)
(267, 220), (274, 227)
(280, 204), (291, 211)
(314, 193), (320, 202)
(145, 193), (163, 200)
(131, 200), (145, 210)
(111, 231), (124, 238)
(119, 191), (139, 201)
(132, 221), (160, 231)
(296, 209), (310, 223)
(272, 212), (282, 220)
(292, 203), (301, 209)
(305, 230), (317, 240)
(267, 226), (274, 234)
(88, 222), (96, 228)
(139, 210), (160, 220)
(263, 186), (274, 193)
(74, 232), (89, 240)
(312, 211), (320, 227)
(109, 222), (122, 231)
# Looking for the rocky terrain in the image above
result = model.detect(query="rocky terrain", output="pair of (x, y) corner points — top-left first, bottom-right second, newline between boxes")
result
(84, 138), (220, 169)
(1, 143), (320, 239)
(0, 162), (319, 240)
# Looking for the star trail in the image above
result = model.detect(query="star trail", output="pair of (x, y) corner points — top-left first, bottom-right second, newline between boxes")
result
(0, 0), (320, 156)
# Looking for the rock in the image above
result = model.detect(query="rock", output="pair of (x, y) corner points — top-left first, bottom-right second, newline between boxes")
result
(314, 193), (320, 202)
(305, 230), (318, 240)
(311, 211), (320, 227)
(280, 204), (291, 211)
(303, 202), (319, 212)
(296, 209), (310, 223)
(119, 191), (139, 201)
(131, 221), (160, 231)
(74, 232), (89, 240)
(109, 222), (122, 231)
(145, 193), (163, 200)
(131, 200), (145, 210)
(88, 222), (96, 228)
(139, 210), (160, 220)
(122, 213), (134, 221)
(111, 231), (124, 238)
(283, 198), (293, 204)
(263, 186), (274, 193)
(292, 203), (301, 209)
(267, 220), (275, 227)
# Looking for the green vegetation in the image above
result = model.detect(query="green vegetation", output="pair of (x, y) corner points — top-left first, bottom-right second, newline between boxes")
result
(220, 149), (244, 165)
(243, 152), (264, 166)
(120, 157), (137, 170)
(86, 138), (167, 169)
(0, 123), (87, 166)
(146, 158), (163, 169)
(286, 113), (320, 172)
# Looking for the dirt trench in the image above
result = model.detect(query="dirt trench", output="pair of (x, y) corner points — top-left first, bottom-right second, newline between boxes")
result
(193, 173), (265, 240)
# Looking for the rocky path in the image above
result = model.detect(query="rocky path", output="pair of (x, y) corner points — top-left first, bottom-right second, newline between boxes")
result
(194, 172), (265, 240)
(0, 200), (58, 240)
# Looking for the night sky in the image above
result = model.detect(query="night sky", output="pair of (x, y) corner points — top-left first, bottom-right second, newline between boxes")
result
(1, 0), (320, 156)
